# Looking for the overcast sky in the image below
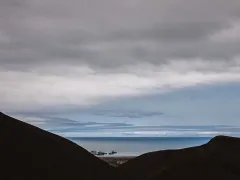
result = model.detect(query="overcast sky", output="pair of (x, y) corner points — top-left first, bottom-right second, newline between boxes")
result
(1, 0), (240, 136)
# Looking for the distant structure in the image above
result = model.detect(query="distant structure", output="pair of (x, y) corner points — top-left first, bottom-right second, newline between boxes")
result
(90, 150), (117, 156)
(109, 150), (117, 155)
(97, 151), (107, 156)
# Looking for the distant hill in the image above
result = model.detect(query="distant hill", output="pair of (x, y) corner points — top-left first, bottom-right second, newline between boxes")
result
(119, 135), (240, 180)
(0, 112), (124, 180)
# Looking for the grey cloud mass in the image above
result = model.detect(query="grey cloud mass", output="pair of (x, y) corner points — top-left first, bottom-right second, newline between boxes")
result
(1, 0), (240, 70)
(1, 0), (240, 113)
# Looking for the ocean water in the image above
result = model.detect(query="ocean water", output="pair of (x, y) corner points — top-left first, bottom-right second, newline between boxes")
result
(68, 137), (211, 156)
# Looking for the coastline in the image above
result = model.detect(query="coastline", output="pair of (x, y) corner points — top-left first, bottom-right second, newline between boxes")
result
(70, 136), (211, 158)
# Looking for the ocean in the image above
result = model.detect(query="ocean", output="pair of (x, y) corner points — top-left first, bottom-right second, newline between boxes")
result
(68, 137), (211, 156)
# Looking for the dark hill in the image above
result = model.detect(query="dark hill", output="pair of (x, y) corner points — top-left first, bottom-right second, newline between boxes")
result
(0, 112), (124, 180)
(119, 135), (240, 180)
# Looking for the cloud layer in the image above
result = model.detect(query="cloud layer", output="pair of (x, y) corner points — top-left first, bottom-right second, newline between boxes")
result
(14, 114), (240, 137)
(1, 61), (240, 112)
(1, 0), (240, 113)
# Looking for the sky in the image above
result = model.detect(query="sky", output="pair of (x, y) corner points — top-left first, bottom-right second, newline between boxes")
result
(1, 0), (240, 137)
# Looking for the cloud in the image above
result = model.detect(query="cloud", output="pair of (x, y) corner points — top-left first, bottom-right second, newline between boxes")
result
(15, 114), (134, 130)
(1, 0), (240, 69)
(1, 0), (240, 113)
(210, 22), (240, 42)
(10, 113), (240, 137)
(1, 59), (240, 112)
(91, 109), (164, 118)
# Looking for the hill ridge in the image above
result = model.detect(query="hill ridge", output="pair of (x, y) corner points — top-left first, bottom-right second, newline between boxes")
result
(0, 112), (124, 180)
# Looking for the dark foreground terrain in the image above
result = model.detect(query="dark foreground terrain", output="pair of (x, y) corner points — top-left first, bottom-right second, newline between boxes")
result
(1, 112), (240, 180)
(120, 136), (240, 180)
(0, 112), (124, 180)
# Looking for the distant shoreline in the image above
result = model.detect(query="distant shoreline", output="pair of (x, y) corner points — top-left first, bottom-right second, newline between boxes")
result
(70, 136), (212, 158)
(69, 136), (213, 140)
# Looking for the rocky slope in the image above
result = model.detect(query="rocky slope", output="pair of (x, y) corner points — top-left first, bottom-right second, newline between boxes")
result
(119, 135), (240, 180)
(0, 112), (124, 180)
